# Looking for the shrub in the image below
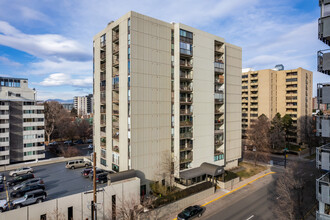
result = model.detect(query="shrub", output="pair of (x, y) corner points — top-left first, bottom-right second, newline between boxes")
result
(219, 171), (238, 182)
(152, 181), (213, 208)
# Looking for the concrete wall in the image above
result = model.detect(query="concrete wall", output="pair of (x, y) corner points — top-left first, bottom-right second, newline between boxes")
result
(217, 177), (240, 190)
(140, 187), (214, 219)
(0, 177), (140, 220)
(225, 43), (242, 167)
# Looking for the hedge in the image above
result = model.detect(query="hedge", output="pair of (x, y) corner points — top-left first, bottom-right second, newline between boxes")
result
(152, 181), (213, 208)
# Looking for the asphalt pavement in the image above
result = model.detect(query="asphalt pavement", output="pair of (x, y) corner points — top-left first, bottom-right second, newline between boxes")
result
(0, 162), (106, 201)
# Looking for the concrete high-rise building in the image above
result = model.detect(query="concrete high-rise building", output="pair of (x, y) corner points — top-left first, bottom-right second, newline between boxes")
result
(74, 94), (93, 116)
(242, 67), (313, 144)
(93, 11), (242, 186)
(0, 77), (45, 165)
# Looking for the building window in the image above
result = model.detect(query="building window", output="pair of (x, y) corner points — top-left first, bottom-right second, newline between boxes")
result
(101, 158), (107, 166)
(40, 214), (46, 220)
(286, 78), (297, 82)
(68, 206), (73, 220)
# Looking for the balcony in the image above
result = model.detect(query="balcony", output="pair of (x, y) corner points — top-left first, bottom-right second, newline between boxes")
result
(180, 109), (193, 115)
(180, 72), (193, 81)
(100, 52), (106, 61)
(214, 62), (224, 73)
(113, 58), (119, 67)
(180, 120), (193, 127)
(180, 144), (193, 152)
(318, 50), (330, 75)
(215, 140), (223, 146)
(180, 85), (193, 93)
(215, 119), (224, 125)
(100, 85), (106, 92)
(319, 15), (330, 45)
(112, 83), (119, 91)
(113, 45), (119, 54)
(215, 75), (224, 84)
(317, 144), (330, 171)
(100, 137), (106, 147)
(180, 97), (193, 104)
(316, 172), (330, 204)
(215, 46), (224, 54)
(112, 145), (119, 153)
(180, 60), (193, 69)
(101, 63), (106, 72)
(316, 211), (330, 220)
(113, 33), (119, 42)
(0, 115), (9, 120)
(100, 108), (106, 114)
(112, 132), (119, 140)
(112, 110), (119, 115)
(180, 132), (193, 139)
(100, 73), (106, 81)
(100, 41), (106, 48)
(100, 120), (106, 127)
(215, 98), (224, 104)
(180, 48), (193, 57)
(180, 155), (193, 164)
(215, 128), (224, 134)
(215, 109), (224, 115)
(100, 96), (106, 104)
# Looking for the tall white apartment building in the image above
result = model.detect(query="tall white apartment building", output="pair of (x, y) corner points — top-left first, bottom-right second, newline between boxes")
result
(93, 12), (242, 186)
(74, 94), (93, 116)
(0, 77), (45, 165)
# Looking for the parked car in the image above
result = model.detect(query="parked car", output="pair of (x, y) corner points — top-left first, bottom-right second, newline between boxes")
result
(48, 141), (58, 146)
(0, 184), (4, 192)
(177, 205), (205, 220)
(10, 184), (45, 198)
(64, 140), (73, 145)
(11, 189), (47, 209)
(95, 172), (108, 184)
(88, 169), (106, 179)
(13, 178), (44, 191)
(7, 174), (35, 186)
(0, 199), (9, 212)
(65, 159), (91, 169)
(74, 139), (84, 145)
(86, 139), (93, 144)
(88, 144), (93, 150)
(9, 167), (34, 177)
(81, 168), (92, 177)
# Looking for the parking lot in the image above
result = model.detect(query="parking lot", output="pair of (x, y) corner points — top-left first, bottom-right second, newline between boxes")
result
(0, 162), (106, 201)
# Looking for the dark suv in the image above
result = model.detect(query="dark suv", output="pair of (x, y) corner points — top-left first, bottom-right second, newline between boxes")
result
(88, 169), (105, 179)
(96, 173), (108, 184)
(10, 184), (45, 198)
(7, 174), (34, 186)
(12, 189), (47, 208)
(177, 205), (205, 220)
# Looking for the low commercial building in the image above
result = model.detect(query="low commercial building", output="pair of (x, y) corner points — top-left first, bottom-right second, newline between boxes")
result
(0, 77), (45, 165)
(0, 177), (140, 220)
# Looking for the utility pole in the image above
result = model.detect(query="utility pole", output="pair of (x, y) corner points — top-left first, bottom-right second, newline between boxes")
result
(92, 152), (97, 220)
(4, 176), (10, 209)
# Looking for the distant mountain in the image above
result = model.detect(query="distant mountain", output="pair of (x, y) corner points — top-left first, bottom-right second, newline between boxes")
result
(46, 99), (73, 103)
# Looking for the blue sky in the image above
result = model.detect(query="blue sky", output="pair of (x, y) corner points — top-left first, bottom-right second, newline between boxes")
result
(0, 0), (329, 100)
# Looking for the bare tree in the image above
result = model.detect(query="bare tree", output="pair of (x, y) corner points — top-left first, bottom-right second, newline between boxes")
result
(274, 161), (319, 220)
(298, 115), (318, 155)
(59, 145), (80, 157)
(44, 101), (66, 143)
(77, 119), (92, 141)
(56, 113), (77, 142)
(247, 114), (271, 166)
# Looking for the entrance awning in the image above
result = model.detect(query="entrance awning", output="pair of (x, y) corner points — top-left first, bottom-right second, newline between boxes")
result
(179, 162), (224, 180)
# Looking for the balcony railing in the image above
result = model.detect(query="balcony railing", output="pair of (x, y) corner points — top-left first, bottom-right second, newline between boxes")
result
(180, 48), (193, 56)
(180, 97), (193, 103)
(215, 76), (224, 84)
(215, 140), (223, 146)
(215, 98), (224, 104)
(112, 84), (119, 90)
(113, 59), (119, 66)
(100, 108), (106, 114)
(180, 72), (193, 80)
(180, 85), (193, 92)
(215, 109), (224, 115)
(113, 145), (119, 153)
(180, 155), (193, 164)
(215, 128), (224, 134)
(318, 50), (330, 75)
(100, 52), (106, 60)
(215, 119), (224, 125)
(100, 73), (106, 81)
(180, 109), (193, 115)
(100, 120), (106, 126)
(316, 172), (330, 204)
(112, 110), (119, 115)
(180, 132), (193, 139)
(101, 63), (106, 71)
(113, 33), (119, 42)
(100, 41), (106, 48)
(316, 211), (330, 220)
(180, 120), (193, 127)
(316, 144), (330, 171)
(180, 144), (193, 152)
(215, 46), (224, 54)
(112, 133), (119, 140)
(215, 61), (224, 73)
(100, 85), (106, 92)
(180, 60), (193, 69)
(113, 45), (119, 54)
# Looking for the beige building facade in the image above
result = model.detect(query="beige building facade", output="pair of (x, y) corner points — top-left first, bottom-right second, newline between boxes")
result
(242, 67), (313, 143)
(93, 11), (242, 184)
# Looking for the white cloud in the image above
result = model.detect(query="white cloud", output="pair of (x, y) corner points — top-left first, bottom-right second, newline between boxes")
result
(0, 56), (21, 67)
(0, 21), (90, 62)
(39, 73), (92, 87)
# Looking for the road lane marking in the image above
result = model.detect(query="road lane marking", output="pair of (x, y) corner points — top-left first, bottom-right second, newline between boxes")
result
(172, 172), (275, 220)
(246, 215), (254, 220)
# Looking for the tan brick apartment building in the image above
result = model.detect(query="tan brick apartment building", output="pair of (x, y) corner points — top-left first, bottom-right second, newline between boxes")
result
(93, 11), (242, 185)
(242, 66), (313, 144)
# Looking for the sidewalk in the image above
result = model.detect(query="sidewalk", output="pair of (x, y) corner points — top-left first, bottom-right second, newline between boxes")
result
(167, 168), (275, 220)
